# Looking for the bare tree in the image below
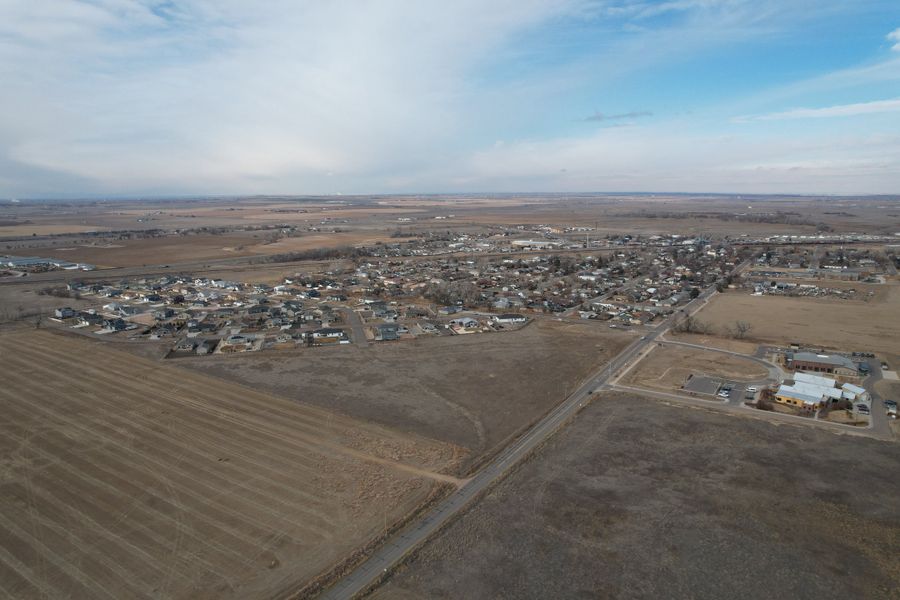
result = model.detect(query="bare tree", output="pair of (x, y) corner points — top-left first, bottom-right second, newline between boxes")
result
(673, 315), (713, 335)
(728, 320), (752, 339)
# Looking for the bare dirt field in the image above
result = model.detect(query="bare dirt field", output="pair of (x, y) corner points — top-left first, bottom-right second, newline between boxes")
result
(373, 393), (900, 600)
(0, 328), (462, 600)
(696, 285), (900, 354)
(621, 344), (768, 392)
(179, 319), (634, 474)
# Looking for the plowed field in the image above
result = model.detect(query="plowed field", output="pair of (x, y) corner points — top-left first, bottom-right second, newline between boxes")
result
(0, 328), (460, 599)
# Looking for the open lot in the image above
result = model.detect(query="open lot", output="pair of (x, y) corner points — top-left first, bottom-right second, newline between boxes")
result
(0, 328), (461, 600)
(621, 344), (768, 393)
(374, 393), (900, 600)
(180, 319), (634, 474)
(696, 284), (900, 354)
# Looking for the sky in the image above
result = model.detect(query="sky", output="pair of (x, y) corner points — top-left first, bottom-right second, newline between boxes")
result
(1, 0), (900, 198)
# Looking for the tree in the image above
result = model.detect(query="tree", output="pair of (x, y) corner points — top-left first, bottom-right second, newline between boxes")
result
(728, 320), (752, 339)
(672, 315), (713, 335)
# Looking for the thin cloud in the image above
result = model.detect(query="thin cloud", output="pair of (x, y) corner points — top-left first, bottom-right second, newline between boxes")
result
(734, 97), (900, 121)
(889, 27), (900, 51)
(583, 110), (653, 122)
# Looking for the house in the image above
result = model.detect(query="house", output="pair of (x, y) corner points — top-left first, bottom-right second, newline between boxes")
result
(311, 327), (345, 339)
(450, 317), (479, 329)
(174, 339), (197, 353)
(220, 334), (254, 352)
(374, 323), (400, 341)
(102, 318), (127, 332)
(54, 307), (76, 319)
(492, 313), (527, 325)
(77, 311), (104, 326)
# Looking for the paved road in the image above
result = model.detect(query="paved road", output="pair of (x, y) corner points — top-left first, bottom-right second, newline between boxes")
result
(341, 308), (370, 347)
(862, 360), (894, 437)
(318, 269), (735, 599)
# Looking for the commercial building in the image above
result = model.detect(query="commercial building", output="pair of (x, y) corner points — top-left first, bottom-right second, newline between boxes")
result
(788, 352), (858, 377)
(775, 372), (869, 409)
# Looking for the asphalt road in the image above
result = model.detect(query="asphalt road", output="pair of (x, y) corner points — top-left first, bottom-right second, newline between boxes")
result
(318, 274), (729, 600)
(862, 360), (893, 438)
(340, 308), (370, 347)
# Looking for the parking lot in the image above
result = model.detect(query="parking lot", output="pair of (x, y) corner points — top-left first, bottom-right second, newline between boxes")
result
(683, 374), (755, 403)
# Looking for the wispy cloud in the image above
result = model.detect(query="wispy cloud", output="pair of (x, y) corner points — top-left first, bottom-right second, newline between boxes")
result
(734, 97), (900, 121)
(583, 110), (653, 122)
(889, 27), (900, 51)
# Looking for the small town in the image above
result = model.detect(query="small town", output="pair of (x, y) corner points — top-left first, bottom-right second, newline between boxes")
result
(3, 4), (900, 598)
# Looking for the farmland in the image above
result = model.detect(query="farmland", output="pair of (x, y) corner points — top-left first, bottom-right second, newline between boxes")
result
(0, 328), (461, 600)
(373, 393), (900, 600)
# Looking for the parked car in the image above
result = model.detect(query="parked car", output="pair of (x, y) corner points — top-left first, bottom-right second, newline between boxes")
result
(747, 386), (758, 392)
(856, 404), (870, 414)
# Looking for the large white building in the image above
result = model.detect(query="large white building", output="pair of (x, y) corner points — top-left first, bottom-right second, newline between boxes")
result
(775, 372), (870, 409)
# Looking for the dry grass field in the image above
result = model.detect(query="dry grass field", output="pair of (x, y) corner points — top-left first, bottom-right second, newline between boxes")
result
(621, 344), (768, 392)
(373, 393), (900, 600)
(696, 284), (900, 354)
(0, 328), (461, 600)
(8, 231), (413, 269)
(46, 234), (261, 267)
(181, 319), (634, 474)
(663, 333), (760, 355)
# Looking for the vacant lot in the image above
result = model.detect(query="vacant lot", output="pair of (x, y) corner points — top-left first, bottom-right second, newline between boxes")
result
(0, 328), (460, 600)
(181, 320), (633, 474)
(374, 393), (900, 600)
(696, 285), (900, 354)
(622, 343), (768, 392)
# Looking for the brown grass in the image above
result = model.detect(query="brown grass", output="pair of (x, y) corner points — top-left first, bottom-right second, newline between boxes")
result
(696, 284), (900, 354)
(623, 344), (768, 392)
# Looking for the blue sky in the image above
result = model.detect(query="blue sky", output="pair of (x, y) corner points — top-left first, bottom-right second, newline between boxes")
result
(1, 0), (899, 197)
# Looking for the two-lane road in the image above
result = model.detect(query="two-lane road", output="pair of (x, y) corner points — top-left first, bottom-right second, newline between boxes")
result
(318, 272), (732, 600)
